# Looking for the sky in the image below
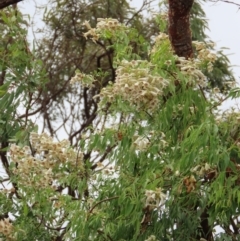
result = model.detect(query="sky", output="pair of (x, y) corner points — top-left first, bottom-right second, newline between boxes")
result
(202, 1), (240, 110)
(203, 1), (240, 80)
(18, 0), (240, 110)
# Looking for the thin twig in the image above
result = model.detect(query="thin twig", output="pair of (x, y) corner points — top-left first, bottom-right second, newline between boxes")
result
(88, 196), (119, 214)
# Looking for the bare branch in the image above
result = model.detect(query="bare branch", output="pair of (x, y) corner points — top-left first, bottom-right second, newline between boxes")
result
(209, 0), (240, 8)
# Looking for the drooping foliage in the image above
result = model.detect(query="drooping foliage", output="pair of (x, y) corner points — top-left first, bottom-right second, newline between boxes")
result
(0, 1), (239, 241)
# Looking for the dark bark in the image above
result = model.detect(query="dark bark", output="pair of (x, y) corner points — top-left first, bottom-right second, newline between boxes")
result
(0, 0), (22, 9)
(199, 207), (214, 241)
(168, 0), (194, 59)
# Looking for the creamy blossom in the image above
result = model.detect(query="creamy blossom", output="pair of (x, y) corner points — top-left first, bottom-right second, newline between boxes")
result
(9, 133), (84, 190)
(144, 188), (166, 209)
(0, 218), (14, 240)
(98, 60), (168, 111)
(83, 18), (124, 42)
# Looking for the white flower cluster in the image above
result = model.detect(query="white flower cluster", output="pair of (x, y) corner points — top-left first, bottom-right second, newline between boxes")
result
(151, 32), (170, 54)
(151, 35), (216, 88)
(176, 56), (207, 87)
(0, 218), (14, 240)
(99, 60), (169, 111)
(133, 132), (167, 151)
(145, 235), (159, 241)
(0, 188), (15, 196)
(10, 133), (84, 189)
(191, 163), (211, 177)
(193, 41), (216, 72)
(83, 18), (124, 42)
(133, 136), (150, 151)
(70, 71), (95, 88)
(144, 188), (166, 210)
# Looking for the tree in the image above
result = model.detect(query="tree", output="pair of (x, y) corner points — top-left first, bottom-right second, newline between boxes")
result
(0, 0), (240, 240)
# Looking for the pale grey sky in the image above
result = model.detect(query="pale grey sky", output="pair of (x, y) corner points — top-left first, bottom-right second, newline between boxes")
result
(203, 1), (240, 110)
(204, 1), (240, 78)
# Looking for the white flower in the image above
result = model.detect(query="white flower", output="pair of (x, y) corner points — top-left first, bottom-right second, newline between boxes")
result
(144, 188), (166, 209)
(134, 137), (150, 151)
(98, 60), (168, 111)
(175, 170), (180, 176)
(145, 235), (159, 241)
(205, 163), (210, 171)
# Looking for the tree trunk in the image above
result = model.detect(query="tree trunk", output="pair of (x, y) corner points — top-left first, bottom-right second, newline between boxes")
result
(168, 0), (194, 59)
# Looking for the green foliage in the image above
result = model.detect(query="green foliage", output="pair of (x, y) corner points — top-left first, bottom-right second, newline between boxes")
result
(0, 8), (46, 145)
(204, 50), (235, 90)
(0, 1), (239, 241)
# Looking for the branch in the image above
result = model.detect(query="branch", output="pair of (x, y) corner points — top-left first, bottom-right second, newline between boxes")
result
(126, 0), (155, 26)
(0, 0), (22, 9)
(209, 0), (240, 8)
(97, 229), (113, 241)
(230, 216), (239, 235)
(199, 206), (213, 240)
(91, 144), (116, 170)
(88, 196), (119, 214)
